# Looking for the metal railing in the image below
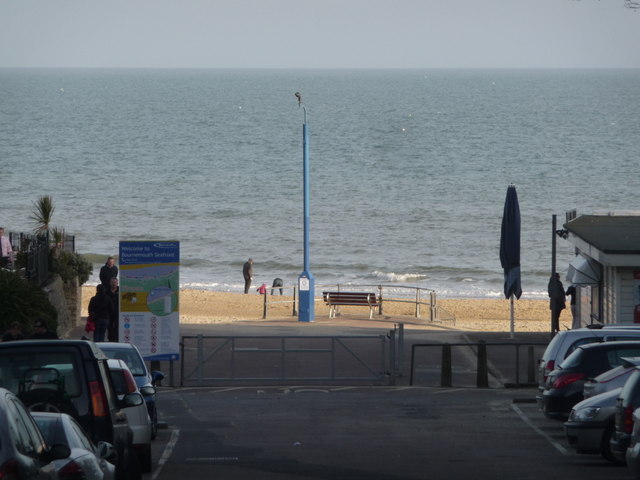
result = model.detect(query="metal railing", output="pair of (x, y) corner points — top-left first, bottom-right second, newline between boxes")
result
(261, 283), (441, 322)
(409, 341), (548, 388)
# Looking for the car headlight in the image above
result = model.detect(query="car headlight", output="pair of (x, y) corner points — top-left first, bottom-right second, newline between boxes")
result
(569, 407), (601, 422)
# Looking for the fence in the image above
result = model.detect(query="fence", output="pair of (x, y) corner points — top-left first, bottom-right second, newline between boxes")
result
(261, 283), (442, 322)
(409, 341), (549, 388)
(7, 231), (75, 286)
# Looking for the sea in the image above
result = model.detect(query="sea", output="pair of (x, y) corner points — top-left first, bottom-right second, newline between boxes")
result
(2, 68), (639, 299)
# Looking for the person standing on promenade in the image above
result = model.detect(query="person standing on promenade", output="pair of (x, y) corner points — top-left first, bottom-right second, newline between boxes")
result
(99, 256), (118, 289)
(566, 284), (579, 329)
(548, 273), (566, 333)
(88, 284), (114, 343)
(271, 277), (284, 295)
(243, 258), (253, 294)
(0, 228), (14, 269)
(106, 277), (120, 342)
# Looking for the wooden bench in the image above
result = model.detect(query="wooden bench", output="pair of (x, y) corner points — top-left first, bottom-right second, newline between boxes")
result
(322, 291), (380, 319)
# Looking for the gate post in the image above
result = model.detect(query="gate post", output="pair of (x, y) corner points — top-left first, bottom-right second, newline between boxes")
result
(388, 329), (396, 385)
(197, 334), (204, 387)
(441, 344), (452, 387)
(476, 341), (489, 388)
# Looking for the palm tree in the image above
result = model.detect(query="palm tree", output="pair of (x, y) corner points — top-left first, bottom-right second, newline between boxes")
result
(30, 195), (55, 235)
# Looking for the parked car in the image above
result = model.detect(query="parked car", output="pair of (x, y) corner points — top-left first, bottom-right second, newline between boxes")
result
(537, 340), (640, 419)
(97, 342), (164, 440)
(564, 386), (623, 462)
(32, 411), (116, 480)
(538, 325), (640, 389)
(626, 406), (640, 478)
(0, 387), (70, 479)
(583, 357), (640, 399)
(107, 358), (152, 473)
(611, 367), (640, 463)
(0, 340), (143, 480)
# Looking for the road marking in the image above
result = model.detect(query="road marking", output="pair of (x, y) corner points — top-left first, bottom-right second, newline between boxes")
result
(511, 404), (570, 455)
(152, 428), (180, 480)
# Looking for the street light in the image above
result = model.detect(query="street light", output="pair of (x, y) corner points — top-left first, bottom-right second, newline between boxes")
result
(296, 92), (314, 322)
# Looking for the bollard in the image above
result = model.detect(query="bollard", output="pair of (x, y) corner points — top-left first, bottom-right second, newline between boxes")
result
(441, 344), (452, 387)
(476, 341), (489, 388)
(527, 346), (536, 384)
(388, 329), (396, 386)
(263, 292), (268, 319)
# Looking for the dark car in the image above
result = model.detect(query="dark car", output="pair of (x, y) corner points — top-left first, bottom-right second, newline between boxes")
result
(32, 411), (116, 480)
(0, 387), (70, 479)
(537, 340), (640, 420)
(0, 340), (143, 480)
(97, 342), (164, 440)
(611, 367), (640, 463)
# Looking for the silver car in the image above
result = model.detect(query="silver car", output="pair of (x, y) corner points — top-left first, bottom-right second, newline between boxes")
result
(564, 386), (623, 463)
(583, 357), (640, 399)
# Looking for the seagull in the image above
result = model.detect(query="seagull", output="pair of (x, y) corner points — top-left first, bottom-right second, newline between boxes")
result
(294, 92), (301, 106)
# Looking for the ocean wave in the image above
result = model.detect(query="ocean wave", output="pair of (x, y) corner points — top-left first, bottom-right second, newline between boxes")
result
(370, 271), (428, 283)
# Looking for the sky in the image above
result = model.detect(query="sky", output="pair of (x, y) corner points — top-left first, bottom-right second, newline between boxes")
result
(0, 0), (639, 69)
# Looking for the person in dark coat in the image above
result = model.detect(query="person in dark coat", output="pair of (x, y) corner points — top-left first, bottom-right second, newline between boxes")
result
(88, 284), (114, 343)
(242, 258), (253, 294)
(105, 277), (120, 342)
(548, 273), (566, 333)
(2, 321), (25, 342)
(566, 284), (578, 329)
(271, 278), (284, 295)
(30, 318), (58, 339)
(99, 256), (118, 290)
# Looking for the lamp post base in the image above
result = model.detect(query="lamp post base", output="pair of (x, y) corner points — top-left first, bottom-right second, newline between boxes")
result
(298, 272), (315, 322)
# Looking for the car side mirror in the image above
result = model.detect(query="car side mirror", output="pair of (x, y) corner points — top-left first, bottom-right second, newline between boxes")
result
(45, 443), (71, 461)
(122, 392), (144, 408)
(151, 371), (165, 386)
(97, 441), (116, 461)
(140, 385), (156, 397)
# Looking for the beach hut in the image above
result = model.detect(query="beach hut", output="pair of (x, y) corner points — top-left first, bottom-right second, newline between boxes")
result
(562, 212), (640, 326)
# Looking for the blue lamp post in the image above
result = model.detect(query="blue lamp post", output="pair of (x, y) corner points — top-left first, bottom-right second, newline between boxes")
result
(296, 92), (315, 322)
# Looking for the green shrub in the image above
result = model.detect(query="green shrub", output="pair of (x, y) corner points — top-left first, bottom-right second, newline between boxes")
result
(0, 270), (57, 335)
(50, 251), (93, 285)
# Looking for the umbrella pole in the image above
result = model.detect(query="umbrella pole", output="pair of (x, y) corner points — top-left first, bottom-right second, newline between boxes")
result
(510, 295), (515, 339)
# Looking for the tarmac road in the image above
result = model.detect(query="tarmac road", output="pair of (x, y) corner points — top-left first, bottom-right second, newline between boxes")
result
(148, 385), (631, 480)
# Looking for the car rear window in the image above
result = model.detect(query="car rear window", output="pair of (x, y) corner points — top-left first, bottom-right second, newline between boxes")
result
(0, 351), (81, 397)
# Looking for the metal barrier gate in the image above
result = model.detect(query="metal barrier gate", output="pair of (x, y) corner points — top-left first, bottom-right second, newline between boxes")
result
(180, 333), (395, 386)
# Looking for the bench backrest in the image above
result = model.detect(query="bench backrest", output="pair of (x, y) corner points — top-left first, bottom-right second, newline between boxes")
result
(322, 291), (379, 306)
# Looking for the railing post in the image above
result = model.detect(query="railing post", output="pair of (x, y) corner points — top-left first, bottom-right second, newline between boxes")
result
(263, 292), (268, 319)
(476, 341), (489, 388)
(415, 288), (420, 318)
(378, 285), (383, 315)
(292, 286), (298, 316)
(397, 323), (404, 377)
(430, 291), (438, 322)
(441, 344), (452, 387)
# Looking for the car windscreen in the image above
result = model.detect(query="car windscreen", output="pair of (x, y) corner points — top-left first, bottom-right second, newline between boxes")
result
(100, 348), (146, 376)
(559, 347), (584, 369)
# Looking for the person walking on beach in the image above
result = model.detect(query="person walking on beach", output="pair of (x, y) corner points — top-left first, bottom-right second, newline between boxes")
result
(0, 228), (14, 269)
(566, 284), (578, 329)
(100, 256), (118, 289)
(106, 277), (120, 342)
(257, 283), (267, 295)
(243, 258), (253, 294)
(548, 273), (566, 333)
(271, 277), (284, 295)
(88, 284), (114, 343)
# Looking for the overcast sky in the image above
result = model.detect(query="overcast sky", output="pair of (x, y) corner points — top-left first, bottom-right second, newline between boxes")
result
(1, 0), (639, 69)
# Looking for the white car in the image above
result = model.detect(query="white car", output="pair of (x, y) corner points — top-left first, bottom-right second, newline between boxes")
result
(107, 358), (152, 473)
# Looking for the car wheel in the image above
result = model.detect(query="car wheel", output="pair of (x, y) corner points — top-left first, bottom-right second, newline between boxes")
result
(139, 444), (152, 473)
(602, 425), (624, 465)
(126, 445), (143, 480)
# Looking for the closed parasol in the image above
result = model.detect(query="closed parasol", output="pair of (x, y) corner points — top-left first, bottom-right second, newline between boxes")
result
(500, 185), (522, 337)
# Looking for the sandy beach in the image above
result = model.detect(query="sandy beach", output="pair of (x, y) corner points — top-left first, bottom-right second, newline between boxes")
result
(81, 287), (561, 332)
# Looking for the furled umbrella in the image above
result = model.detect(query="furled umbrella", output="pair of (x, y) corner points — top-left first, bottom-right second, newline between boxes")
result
(500, 185), (522, 338)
